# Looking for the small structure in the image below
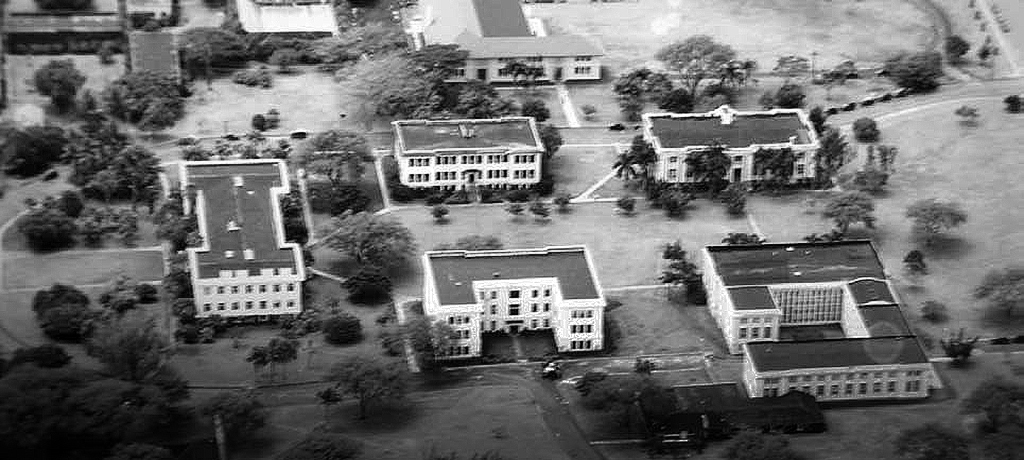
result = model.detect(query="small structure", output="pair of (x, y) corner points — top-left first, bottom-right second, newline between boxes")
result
(392, 117), (545, 191)
(422, 246), (606, 358)
(234, 0), (338, 35)
(182, 159), (306, 319)
(643, 105), (820, 184)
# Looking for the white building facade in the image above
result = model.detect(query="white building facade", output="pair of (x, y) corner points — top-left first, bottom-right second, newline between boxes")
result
(643, 106), (820, 184)
(422, 246), (605, 359)
(182, 160), (306, 319)
(393, 117), (544, 191)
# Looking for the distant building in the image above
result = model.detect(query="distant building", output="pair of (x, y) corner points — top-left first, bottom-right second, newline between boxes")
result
(701, 241), (939, 401)
(128, 30), (180, 80)
(2, 0), (123, 54)
(404, 0), (603, 83)
(643, 105), (820, 184)
(235, 0), (338, 35)
(422, 246), (605, 359)
(392, 117), (544, 191)
(182, 160), (306, 319)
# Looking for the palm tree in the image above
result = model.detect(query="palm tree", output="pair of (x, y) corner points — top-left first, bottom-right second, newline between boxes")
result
(612, 150), (639, 181)
(613, 135), (658, 190)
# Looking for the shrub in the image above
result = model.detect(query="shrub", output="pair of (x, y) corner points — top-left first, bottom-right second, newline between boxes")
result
(33, 284), (89, 316)
(342, 266), (392, 304)
(40, 306), (95, 342)
(176, 324), (201, 344)
(443, 190), (471, 205)
(251, 114), (267, 131)
(10, 344), (72, 368)
(921, 300), (949, 323)
(581, 104), (598, 120)
(850, 167), (889, 194)
(720, 183), (746, 216)
(268, 48), (300, 73)
(503, 189), (532, 203)
(554, 193), (572, 213)
(1004, 95), (1022, 113)
(521, 99), (551, 122)
(431, 205), (449, 223)
(852, 117), (880, 142)
(323, 313), (363, 345)
(884, 51), (943, 92)
(135, 283), (160, 303)
(279, 433), (362, 460)
(774, 83), (806, 108)
(616, 196), (636, 215)
(307, 183), (370, 215)
(33, 59), (86, 111)
(19, 207), (77, 251)
(425, 191), (451, 206)
(231, 67), (273, 88)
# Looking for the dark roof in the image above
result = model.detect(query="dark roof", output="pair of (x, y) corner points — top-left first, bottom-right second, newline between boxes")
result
(706, 241), (887, 286)
(472, 0), (531, 37)
(848, 278), (895, 304)
(4, 13), (122, 33)
(648, 113), (811, 149)
(670, 383), (745, 412)
(129, 31), (179, 78)
(859, 305), (912, 336)
(394, 118), (542, 153)
(728, 286), (778, 311)
(727, 392), (825, 428)
(745, 337), (929, 372)
(426, 247), (599, 305)
(647, 384), (824, 434)
(185, 162), (298, 279)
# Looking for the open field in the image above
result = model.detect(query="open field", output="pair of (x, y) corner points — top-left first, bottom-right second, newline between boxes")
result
(549, 145), (621, 198)
(312, 201), (754, 295)
(530, 0), (936, 75)
(496, 86), (570, 127)
(4, 54), (127, 107)
(248, 385), (568, 460)
(606, 289), (728, 356)
(2, 249), (164, 289)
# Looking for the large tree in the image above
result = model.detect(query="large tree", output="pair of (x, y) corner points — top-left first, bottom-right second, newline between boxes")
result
(327, 354), (409, 419)
(300, 130), (373, 185)
(34, 59), (86, 110)
(2, 125), (68, 177)
(340, 53), (435, 123)
(321, 212), (416, 270)
(894, 424), (970, 460)
(408, 44), (469, 82)
(814, 127), (849, 186)
(823, 191), (876, 233)
(905, 198), (967, 245)
(655, 35), (737, 96)
(103, 71), (185, 131)
(179, 28), (250, 73)
(884, 51), (943, 92)
(975, 267), (1024, 318)
(278, 433), (362, 460)
(613, 135), (658, 189)
(198, 391), (267, 444)
(753, 147), (797, 189)
(18, 207), (77, 251)
(684, 142), (730, 193)
(962, 377), (1024, 432)
(452, 81), (518, 119)
(87, 316), (168, 382)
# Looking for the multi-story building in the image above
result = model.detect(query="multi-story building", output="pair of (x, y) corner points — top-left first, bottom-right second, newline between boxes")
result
(404, 0), (603, 83)
(643, 105), (820, 184)
(181, 159), (306, 319)
(422, 246), (606, 359)
(701, 241), (939, 401)
(393, 117), (545, 191)
(235, 0), (338, 35)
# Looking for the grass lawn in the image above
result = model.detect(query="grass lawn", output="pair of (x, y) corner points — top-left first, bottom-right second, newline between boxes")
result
(496, 86), (570, 127)
(309, 162), (386, 233)
(549, 145), (621, 198)
(248, 385), (568, 460)
(530, 0), (936, 75)
(3, 249), (165, 289)
(169, 276), (394, 386)
(606, 289), (728, 356)
(312, 200), (754, 296)
(4, 54), (127, 106)
(2, 202), (162, 252)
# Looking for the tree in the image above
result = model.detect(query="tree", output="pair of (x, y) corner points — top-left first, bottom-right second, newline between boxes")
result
(99, 275), (141, 314)
(322, 212), (416, 270)
(33, 283), (89, 316)
(340, 53), (436, 122)
(342, 266), (393, 303)
(905, 198), (967, 245)
(2, 125), (68, 177)
(581, 104), (598, 121)
(823, 191), (876, 233)
(554, 194), (572, 213)
(852, 117), (881, 142)
(685, 142), (731, 193)
(179, 27), (249, 74)
(87, 317), (167, 382)
(521, 99), (550, 122)
(1004, 95), (1023, 113)
(814, 127), (849, 186)
(103, 71), (184, 130)
(300, 130), (372, 185)
(657, 88), (694, 113)
(884, 52), (943, 92)
(505, 202), (525, 219)
(267, 338), (299, 379)
(808, 106), (828, 136)
(659, 241), (702, 293)
(434, 235), (504, 251)
(323, 313), (363, 345)
(9, 344), (72, 369)
(944, 35), (971, 64)
(850, 166), (889, 194)
(975, 267), (1024, 317)
(316, 386), (344, 420)
(269, 48), (300, 73)
(408, 44), (469, 82)
(529, 201), (551, 221)
(616, 196), (636, 215)
(774, 82), (806, 108)
(722, 232), (766, 245)
(580, 374), (655, 429)
(803, 229), (846, 243)
(655, 188), (693, 218)
(431, 205), (450, 224)
(537, 124), (563, 160)
(613, 135), (658, 189)
(40, 305), (96, 342)
(401, 316), (458, 366)
(34, 59), (86, 110)
(279, 433), (362, 460)
(105, 443), (174, 460)
(452, 81), (518, 119)
(199, 391), (266, 444)
(903, 249), (928, 281)
(656, 36), (738, 96)
(720, 182), (747, 216)
(955, 105), (980, 126)
(962, 376), (1024, 432)
(724, 432), (807, 460)
(327, 354), (409, 419)
(940, 328), (979, 366)
(920, 300), (949, 323)
(18, 207), (77, 251)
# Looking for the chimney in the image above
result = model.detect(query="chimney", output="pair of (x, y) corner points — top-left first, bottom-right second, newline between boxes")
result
(226, 220), (240, 231)
(243, 248), (255, 260)
(492, 271), (501, 278)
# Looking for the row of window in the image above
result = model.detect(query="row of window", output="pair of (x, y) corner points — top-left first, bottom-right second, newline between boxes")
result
(486, 170), (509, 179)
(573, 66), (593, 75)
(512, 155), (537, 164)
(513, 170), (536, 179)
(220, 267), (292, 278)
(408, 174), (430, 183)
(569, 310), (595, 319)
(436, 171), (457, 181)
(569, 340), (594, 350)
(486, 303), (551, 315)
(770, 370), (924, 384)
(738, 326), (772, 339)
(738, 316), (775, 325)
(204, 283), (295, 296)
(408, 158), (430, 167)
(569, 324), (594, 334)
(666, 165), (807, 181)
(445, 345), (471, 356)
(447, 315), (472, 325)
(486, 318), (551, 331)
(764, 380), (923, 398)
(202, 300), (296, 312)
(479, 289), (552, 301)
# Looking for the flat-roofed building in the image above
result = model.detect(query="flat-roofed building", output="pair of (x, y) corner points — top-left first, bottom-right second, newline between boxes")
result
(643, 105), (820, 184)
(393, 117), (544, 191)
(701, 240), (938, 401)
(181, 159), (306, 318)
(422, 246), (605, 359)
(404, 0), (603, 83)
(235, 0), (337, 35)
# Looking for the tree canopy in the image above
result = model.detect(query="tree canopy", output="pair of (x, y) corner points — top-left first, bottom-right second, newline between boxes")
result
(19, 206), (78, 251)
(894, 424), (970, 460)
(724, 432), (808, 460)
(885, 52), (943, 92)
(278, 433), (362, 460)
(179, 28), (250, 71)
(300, 130), (372, 185)
(2, 125), (68, 177)
(321, 212), (416, 270)
(655, 35), (738, 95)
(87, 316), (168, 382)
(685, 142), (730, 193)
(905, 198), (967, 245)
(975, 267), (1024, 318)
(198, 391), (267, 444)
(103, 71), (185, 131)
(327, 354), (409, 419)
(823, 191), (876, 233)
(34, 59), (86, 110)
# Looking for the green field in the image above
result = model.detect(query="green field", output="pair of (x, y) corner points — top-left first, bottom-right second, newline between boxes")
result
(3, 249), (165, 290)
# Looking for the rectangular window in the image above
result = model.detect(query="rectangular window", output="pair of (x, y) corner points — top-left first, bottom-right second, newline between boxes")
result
(763, 327), (772, 338)
(491, 291), (497, 299)
(204, 287), (212, 295)
(873, 382), (882, 393)
(259, 285), (267, 293)
(532, 290), (539, 298)
(796, 164), (806, 176)
(586, 310), (593, 318)
(887, 381), (896, 393)
(733, 155), (743, 163)
(203, 303), (211, 311)
(543, 303), (550, 312)
(490, 305), (497, 315)
(217, 286), (225, 294)
(287, 301), (295, 308)
(491, 321), (497, 331)
(509, 290), (520, 299)
(845, 383), (854, 395)
(544, 289), (551, 297)
(543, 319), (549, 328)
(273, 301), (281, 309)
(531, 304), (538, 313)
(259, 300), (267, 309)
(231, 302), (239, 310)
(739, 328), (748, 339)
(273, 284), (281, 292)
(509, 304), (520, 315)
(218, 302), (225, 310)
(668, 157), (678, 163)
(531, 319), (538, 329)
(816, 385), (824, 396)
(245, 301), (253, 309)
(245, 285), (253, 294)
(287, 283), (295, 292)
(668, 169), (677, 180)
(751, 328), (760, 339)
(830, 384), (840, 396)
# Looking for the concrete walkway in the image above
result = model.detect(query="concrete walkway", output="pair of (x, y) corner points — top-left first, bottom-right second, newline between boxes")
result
(555, 83), (582, 128)
(976, 0), (1023, 77)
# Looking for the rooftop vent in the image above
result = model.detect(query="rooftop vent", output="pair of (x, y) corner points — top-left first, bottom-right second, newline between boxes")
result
(492, 271), (501, 278)
(247, 190), (255, 196)
(721, 112), (735, 125)
(233, 176), (244, 187)
(789, 135), (798, 144)
(785, 246), (795, 252)
(793, 271), (802, 277)
(227, 220), (240, 231)
(243, 248), (255, 260)
(458, 124), (475, 138)
(224, 250), (235, 259)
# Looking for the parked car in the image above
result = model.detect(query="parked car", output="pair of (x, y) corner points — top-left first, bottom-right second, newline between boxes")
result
(223, 133), (240, 141)
(608, 123), (626, 131)
(541, 361), (562, 380)
(842, 102), (857, 111)
(290, 130), (309, 140)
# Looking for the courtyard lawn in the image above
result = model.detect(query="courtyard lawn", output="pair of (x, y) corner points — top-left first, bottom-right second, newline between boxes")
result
(2, 249), (165, 290)
(606, 289), (728, 356)
(312, 200), (754, 296)
(549, 145), (621, 198)
(169, 276), (393, 386)
(309, 161), (387, 233)
(496, 86), (570, 127)
(248, 385), (569, 460)
(529, 0), (936, 75)
(2, 203), (162, 252)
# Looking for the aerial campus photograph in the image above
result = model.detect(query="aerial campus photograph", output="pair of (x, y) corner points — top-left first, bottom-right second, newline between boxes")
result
(3, 0), (1024, 459)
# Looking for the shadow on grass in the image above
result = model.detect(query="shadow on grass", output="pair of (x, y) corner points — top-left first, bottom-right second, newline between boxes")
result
(919, 235), (973, 260)
(324, 399), (421, 433)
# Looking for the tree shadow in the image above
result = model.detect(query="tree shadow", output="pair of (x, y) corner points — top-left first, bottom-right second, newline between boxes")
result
(921, 235), (973, 260)
(325, 398), (421, 433)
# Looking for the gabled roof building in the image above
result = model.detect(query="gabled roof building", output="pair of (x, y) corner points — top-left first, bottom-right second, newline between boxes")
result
(701, 241), (939, 401)
(235, 0), (337, 35)
(181, 159), (306, 318)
